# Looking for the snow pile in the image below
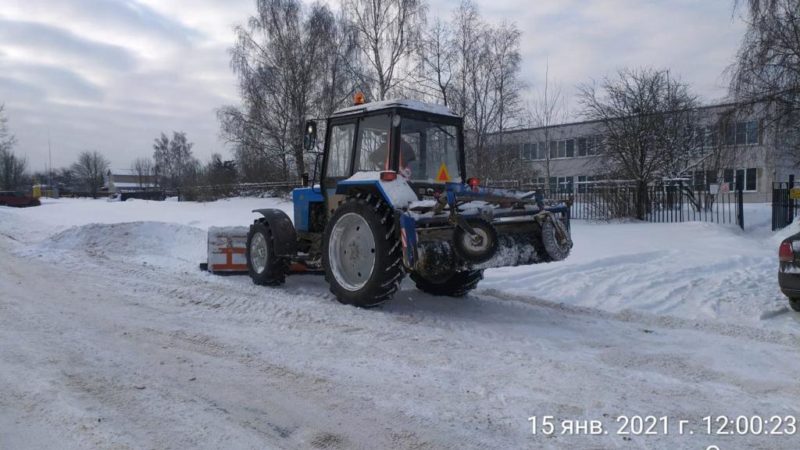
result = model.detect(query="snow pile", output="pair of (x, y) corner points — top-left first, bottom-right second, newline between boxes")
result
(481, 216), (792, 330)
(772, 215), (800, 243)
(11, 196), (292, 233)
(22, 222), (206, 271)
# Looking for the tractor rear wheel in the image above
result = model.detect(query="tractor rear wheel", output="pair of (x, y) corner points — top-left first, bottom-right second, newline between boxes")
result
(410, 270), (483, 297)
(790, 298), (800, 312)
(246, 220), (288, 286)
(323, 195), (404, 307)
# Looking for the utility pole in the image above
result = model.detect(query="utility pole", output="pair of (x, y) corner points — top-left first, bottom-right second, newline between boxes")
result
(48, 132), (53, 197)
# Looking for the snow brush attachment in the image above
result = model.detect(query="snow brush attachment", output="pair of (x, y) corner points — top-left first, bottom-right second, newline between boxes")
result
(537, 212), (573, 262)
(453, 218), (498, 264)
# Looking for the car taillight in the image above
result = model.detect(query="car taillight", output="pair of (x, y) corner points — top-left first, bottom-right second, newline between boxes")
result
(779, 241), (794, 262)
(467, 177), (480, 188)
(380, 171), (397, 182)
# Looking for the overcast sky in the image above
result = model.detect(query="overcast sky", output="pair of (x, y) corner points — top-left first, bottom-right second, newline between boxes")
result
(0, 0), (746, 171)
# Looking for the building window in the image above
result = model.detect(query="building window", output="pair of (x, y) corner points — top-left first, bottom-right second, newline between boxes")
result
(724, 168), (757, 192)
(535, 141), (544, 160)
(693, 171), (705, 190)
(724, 123), (735, 146)
(723, 121), (759, 146)
(561, 177), (571, 193)
(580, 175), (601, 192)
(565, 139), (575, 158)
(577, 138), (587, 156)
(522, 143), (536, 160)
(704, 126), (717, 148)
(737, 168), (757, 192)
(723, 169), (734, 187)
(706, 170), (717, 185)
(735, 122), (747, 145)
(587, 135), (603, 155)
(557, 140), (566, 158)
(745, 121), (759, 144)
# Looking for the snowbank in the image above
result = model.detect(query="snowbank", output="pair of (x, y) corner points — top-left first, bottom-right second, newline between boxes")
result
(22, 222), (207, 271)
(482, 216), (791, 330)
(0, 197), (292, 239)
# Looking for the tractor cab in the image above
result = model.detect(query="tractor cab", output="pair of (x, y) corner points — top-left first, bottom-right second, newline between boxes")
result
(322, 99), (464, 185)
(318, 100), (465, 219)
(293, 99), (466, 232)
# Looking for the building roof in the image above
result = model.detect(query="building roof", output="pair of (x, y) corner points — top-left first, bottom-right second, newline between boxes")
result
(110, 182), (156, 189)
(492, 100), (759, 138)
(109, 174), (157, 183)
(109, 168), (138, 176)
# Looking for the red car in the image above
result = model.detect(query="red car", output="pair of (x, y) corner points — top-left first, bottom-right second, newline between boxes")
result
(778, 235), (800, 312)
(0, 191), (41, 207)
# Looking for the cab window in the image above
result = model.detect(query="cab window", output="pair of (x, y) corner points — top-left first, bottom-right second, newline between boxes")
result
(401, 118), (461, 182)
(355, 114), (391, 172)
(326, 123), (355, 178)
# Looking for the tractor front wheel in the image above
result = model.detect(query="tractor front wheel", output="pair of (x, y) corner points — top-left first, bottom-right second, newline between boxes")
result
(410, 270), (483, 297)
(322, 196), (404, 307)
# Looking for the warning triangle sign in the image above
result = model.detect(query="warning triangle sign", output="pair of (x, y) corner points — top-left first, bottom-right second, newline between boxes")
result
(436, 162), (451, 182)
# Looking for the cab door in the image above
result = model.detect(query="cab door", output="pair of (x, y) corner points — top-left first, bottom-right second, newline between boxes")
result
(321, 120), (357, 216)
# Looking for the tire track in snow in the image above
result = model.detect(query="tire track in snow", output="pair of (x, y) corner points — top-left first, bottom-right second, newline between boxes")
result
(480, 288), (800, 347)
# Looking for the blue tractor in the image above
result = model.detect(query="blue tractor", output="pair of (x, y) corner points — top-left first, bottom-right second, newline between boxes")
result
(245, 99), (573, 307)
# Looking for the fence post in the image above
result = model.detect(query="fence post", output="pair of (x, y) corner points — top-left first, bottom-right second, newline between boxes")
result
(737, 187), (744, 230)
(786, 174), (794, 223)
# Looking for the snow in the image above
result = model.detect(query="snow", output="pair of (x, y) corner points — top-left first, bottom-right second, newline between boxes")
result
(2, 197), (800, 449)
(482, 203), (796, 332)
(332, 99), (456, 117)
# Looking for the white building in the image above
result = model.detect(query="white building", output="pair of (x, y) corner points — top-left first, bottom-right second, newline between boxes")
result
(104, 169), (158, 193)
(491, 101), (793, 202)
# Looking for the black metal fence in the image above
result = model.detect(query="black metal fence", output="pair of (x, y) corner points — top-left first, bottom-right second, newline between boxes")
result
(486, 180), (744, 228)
(773, 177), (798, 231)
(179, 180), (303, 201)
(557, 185), (742, 227)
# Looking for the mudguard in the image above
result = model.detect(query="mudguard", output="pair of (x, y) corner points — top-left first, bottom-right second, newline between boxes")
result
(335, 171), (418, 208)
(252, 209), (297, 256)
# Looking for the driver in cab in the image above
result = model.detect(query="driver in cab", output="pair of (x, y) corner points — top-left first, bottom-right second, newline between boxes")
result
(369, 135), (416, 178)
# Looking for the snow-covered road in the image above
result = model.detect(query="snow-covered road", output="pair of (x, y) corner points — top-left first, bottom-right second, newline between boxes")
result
(2, 198), (799, 449)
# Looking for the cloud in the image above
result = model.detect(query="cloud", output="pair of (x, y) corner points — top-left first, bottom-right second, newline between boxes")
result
(0, 0), (747, 171)
(474, 0), (746, 114)
(0, 61), (103, 102)
(0, 19), (136, 72)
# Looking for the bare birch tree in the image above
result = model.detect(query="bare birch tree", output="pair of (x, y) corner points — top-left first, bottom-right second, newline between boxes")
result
(0, 104), (27, 190)
(529, 63), (569, 185)
(342, 0), (426, 101)
(219, 0), (344, 181)
(415, 17), (457, 105)
(71, 151), (109, 198)
(132, 157), (154, 188)
(578, 68), (699, 219)
(730, 0), (800, 160)
(153, 131), (198, 189)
